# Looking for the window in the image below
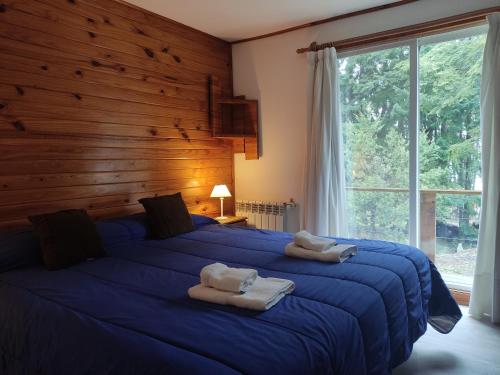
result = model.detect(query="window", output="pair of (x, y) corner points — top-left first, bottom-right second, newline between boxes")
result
(339, 25), (487, 290)
(340, 46), (411, 244)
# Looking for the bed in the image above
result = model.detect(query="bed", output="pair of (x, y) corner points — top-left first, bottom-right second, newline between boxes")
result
(0, 214), (461, 375)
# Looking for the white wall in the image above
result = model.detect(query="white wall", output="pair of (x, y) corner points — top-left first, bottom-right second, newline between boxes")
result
(232, 0), (499, 223)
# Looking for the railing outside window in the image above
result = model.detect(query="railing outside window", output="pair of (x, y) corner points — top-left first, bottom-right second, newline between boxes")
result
(346, 187), (481, 289)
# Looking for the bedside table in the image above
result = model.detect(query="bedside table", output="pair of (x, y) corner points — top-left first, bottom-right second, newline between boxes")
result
(215, 216), (247, 226)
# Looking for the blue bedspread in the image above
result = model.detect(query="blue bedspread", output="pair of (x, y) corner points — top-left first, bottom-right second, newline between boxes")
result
(0, 214), (461, 375)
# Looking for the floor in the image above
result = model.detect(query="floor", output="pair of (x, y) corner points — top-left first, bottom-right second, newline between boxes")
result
(394, 307), (500, 375)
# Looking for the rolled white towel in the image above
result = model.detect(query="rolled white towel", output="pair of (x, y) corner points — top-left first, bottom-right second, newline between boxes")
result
(293, 230), (336, 252)
(285, 242), (357, 263)
(200, 262), (258, 293)
(188, 276), (295, 311)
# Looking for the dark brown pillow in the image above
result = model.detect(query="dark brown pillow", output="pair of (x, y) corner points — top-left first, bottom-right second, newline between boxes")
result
(28, 209), (105, 270)
(139, 192), (194, 239)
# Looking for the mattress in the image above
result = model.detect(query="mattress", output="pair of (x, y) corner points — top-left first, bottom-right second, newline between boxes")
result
(0, 214), (461, 375)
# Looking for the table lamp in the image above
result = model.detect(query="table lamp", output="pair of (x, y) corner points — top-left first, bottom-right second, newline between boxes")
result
(210, 184), (232, 219)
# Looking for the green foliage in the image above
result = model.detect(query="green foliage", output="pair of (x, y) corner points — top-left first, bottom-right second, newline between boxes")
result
(343, 115), (410, 242)
(340, 33), (485, 244)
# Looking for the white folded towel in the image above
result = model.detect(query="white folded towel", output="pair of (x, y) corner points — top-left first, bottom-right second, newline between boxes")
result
(293, 230), (336, 252)
(200, 262), (258, 293)
(285, 242), (357, 263)
(188, 276), (295, 311)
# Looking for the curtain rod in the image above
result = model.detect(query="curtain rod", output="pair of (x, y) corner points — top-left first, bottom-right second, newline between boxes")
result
(296, 7), (499, 54)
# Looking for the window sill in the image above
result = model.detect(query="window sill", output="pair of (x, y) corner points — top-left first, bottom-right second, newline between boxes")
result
(450, 289), (470, 306)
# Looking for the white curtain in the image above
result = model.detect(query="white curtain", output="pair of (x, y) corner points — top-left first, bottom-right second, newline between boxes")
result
(303, 47), (347, 237)
(470, 13), (500, 324)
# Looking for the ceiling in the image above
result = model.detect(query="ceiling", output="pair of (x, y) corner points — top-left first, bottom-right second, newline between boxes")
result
(124, 0), (402, 42)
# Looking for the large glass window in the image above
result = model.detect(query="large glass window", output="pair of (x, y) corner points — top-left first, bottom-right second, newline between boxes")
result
(419, 32), (485, 289)
(340, 46), (411, 243)
(339, 26), (487, 290)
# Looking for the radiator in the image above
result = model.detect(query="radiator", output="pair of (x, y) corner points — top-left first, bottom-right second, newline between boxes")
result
(235, 200), (298, 232)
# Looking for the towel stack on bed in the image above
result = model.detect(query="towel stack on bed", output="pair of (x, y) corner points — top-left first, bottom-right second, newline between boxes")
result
(188, 263), (294, 311)
(285, 230), (357, 262)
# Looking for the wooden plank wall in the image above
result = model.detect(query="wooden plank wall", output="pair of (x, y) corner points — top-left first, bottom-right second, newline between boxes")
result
(0, 0), (234, 230)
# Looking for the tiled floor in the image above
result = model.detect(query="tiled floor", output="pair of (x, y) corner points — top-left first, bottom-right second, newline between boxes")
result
(394, 308), (500, 375)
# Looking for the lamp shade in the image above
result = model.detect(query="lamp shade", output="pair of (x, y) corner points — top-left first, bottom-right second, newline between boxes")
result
(210, 184), (231, 198)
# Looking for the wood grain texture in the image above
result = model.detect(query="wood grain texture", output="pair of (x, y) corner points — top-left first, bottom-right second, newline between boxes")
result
(0, 0), (233, 229)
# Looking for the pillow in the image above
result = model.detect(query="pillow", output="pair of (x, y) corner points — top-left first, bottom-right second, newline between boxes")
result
(139, 192), (194, 239)
(0, 229), (42, 273)
(29, 209), (105, 270)
(96, 213), (212, 249)
(191, 214), (219, 227)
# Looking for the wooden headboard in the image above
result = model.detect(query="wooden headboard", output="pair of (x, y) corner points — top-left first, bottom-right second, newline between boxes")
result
(0, 0), (234, 230)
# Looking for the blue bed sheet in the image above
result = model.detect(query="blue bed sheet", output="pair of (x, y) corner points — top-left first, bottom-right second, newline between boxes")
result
(0, 214), (461, 375)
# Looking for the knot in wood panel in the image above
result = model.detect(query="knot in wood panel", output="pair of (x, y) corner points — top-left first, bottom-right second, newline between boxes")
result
(88, 31), (96, 38)
(12, 121), (26, 131)
(144, 48), (155, 58)
(15, 86), (24, 96)
(135, 28), (146, 36)
(173, 55), (181, 63)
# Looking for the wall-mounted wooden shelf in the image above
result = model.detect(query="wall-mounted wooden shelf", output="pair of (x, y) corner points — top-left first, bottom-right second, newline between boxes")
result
(217, 98), (257, 138)
(209, 76), (259, 160)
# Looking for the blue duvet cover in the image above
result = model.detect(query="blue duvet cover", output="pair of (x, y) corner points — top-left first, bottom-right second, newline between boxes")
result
(0, 214), (461, 375)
